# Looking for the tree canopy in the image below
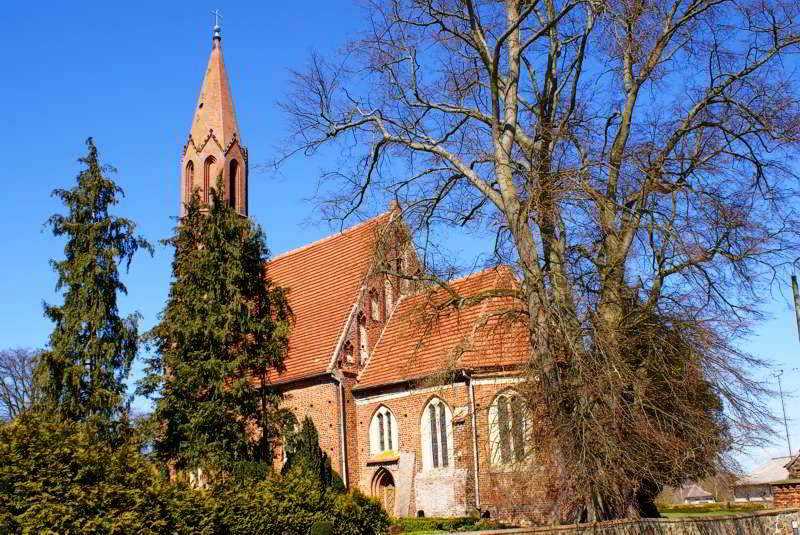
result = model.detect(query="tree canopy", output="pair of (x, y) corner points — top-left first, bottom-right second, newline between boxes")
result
(39, 138), (151, 424)
(281, 0), (800, 520)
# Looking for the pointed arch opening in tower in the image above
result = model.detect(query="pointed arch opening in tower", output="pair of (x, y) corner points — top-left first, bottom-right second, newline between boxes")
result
(203, 156), (216, 204)
(228, 159), (239, 210)
(184, 160), (195, 201)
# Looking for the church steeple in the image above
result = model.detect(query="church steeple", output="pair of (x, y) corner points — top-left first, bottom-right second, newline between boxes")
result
(181, 13), (248, 216)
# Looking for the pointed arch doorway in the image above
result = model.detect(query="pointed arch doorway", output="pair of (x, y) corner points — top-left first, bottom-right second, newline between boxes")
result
(371, 468), (396, 515)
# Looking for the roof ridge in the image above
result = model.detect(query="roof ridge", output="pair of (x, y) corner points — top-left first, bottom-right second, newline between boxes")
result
(268, 212), (391, 263)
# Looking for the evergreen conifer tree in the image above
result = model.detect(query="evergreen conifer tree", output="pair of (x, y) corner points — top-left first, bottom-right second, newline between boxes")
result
(139, 181), (291, 474)
(40, 138), (151, 423)
(282, 416), (343, 490)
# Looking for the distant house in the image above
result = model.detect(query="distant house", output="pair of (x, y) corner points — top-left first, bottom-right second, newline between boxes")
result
(734, 456), (793, 502)
(680, 482), (715, 504)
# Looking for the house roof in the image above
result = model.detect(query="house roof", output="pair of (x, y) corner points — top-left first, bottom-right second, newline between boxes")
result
(737, 456), (794, 486)
(355, 266), (529, 390)
(266, 212), (392, 384)
(682, 482), (713, 499)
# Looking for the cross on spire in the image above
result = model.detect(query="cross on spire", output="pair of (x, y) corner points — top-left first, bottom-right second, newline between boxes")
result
(211, 9), (223, 29)
(211, 9), (223, 42)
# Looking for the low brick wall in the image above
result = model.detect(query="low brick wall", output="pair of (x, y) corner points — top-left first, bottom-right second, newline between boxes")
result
(457, 509), (800, 534)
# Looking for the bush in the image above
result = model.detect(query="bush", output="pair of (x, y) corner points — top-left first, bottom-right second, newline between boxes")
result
(392, 516), (507, 532)
(310, 521), (335, 535)
(658, 502), (769, 514)
(0, 412), (215, 534)
(0, 412), (389, 534)
(212, 466), (389, 535)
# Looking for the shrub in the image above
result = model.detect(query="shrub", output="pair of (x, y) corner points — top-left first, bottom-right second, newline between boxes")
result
(658, 502), (769, 514)
(310, 521), (335, 535)
(0, 412), (215, 534)
(392, 516), (507, 532)
(212, 466), (389, 535)
(0, 412), (389, 534)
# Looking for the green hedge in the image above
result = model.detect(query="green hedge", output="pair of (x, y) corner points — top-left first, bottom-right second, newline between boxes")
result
(0, 412), (388, 534)
(658, 502), (769, 514)
(392, 516), (507, 532)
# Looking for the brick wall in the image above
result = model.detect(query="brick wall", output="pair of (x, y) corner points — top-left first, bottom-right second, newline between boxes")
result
(355, 382), (473, 517)
(774, 483), (800, 508)
(352, 378), (552, 522)
(279, 376), (343, 475)
(471, 381), (555, 524)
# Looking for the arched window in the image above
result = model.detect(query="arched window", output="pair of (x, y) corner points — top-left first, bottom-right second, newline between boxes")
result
(369, 406), (398, 454)
(420, 397), (452, 470)
(370, 289), (381, 322)
(184, 160), (194, 200)
(358, 313), (368, 363)
(203, 156), (216, 203)
(384, 279), (394, 314)
(489, 390), (527, 465)
(342, 341), (354, 364)
(228, 159), (238, 209)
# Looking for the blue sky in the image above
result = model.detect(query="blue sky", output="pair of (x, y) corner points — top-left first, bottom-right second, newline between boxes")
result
(1, 2), (798, 471)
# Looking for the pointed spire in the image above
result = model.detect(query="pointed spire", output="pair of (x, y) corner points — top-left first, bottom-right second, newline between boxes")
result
(189, 14), (239, 149)
(181, 16), (249, 218)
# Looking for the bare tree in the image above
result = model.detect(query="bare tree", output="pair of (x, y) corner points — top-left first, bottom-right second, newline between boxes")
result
(280, 0), (800, 521)
(0, 348), (41, 421)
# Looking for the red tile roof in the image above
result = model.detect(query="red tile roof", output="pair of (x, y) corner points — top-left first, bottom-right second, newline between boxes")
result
(265, 213), (391, 384)
(355, 266), (530, 390)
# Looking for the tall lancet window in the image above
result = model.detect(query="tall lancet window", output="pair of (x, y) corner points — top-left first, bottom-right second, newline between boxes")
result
(203, 156), (216, 204)
(421, 397), (453, 470)
(185, 161), (195, 201)
(369, 406), (398, 454)
(228, 160), (239, 209)
(489, 390), (528, 465)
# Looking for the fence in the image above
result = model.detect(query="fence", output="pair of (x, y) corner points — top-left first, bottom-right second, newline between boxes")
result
(457, 509), (800, 535)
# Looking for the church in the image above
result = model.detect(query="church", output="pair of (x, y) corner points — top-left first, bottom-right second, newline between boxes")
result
(179, 22), (549, 522)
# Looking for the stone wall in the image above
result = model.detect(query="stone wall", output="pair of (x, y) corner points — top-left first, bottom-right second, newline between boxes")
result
(461, 509), (800, 535)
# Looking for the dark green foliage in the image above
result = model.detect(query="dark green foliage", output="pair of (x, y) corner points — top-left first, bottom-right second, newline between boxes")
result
(139, 182), (291, 472)
(283, 416), (344, 490)
(658, 502), (768, 514)
(40, 138), (151, 423)
(310, 521), (335, 535)
(211, 468), (388, 535)
(0, 411), (214, 534)
(391, 517), (507, 533)
(0, 411), (388, 534)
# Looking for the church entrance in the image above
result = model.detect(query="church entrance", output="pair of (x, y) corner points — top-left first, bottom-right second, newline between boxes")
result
(372, 468), (396, 515)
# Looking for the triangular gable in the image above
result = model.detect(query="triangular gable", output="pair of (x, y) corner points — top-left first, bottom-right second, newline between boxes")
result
(355, 266), (529, 391)
(265, 212), (393, 384)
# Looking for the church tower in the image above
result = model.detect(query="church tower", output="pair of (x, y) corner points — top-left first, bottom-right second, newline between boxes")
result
(181, 18), (247, 216)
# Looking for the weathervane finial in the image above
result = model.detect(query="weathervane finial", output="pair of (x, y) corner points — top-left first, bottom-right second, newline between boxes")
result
(211, 9), (223, 41)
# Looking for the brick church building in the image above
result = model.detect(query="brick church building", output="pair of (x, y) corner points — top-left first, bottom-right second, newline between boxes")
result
(179, 23), (550, 522)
